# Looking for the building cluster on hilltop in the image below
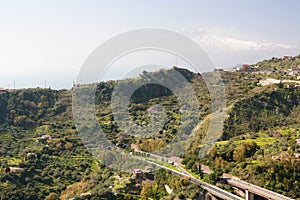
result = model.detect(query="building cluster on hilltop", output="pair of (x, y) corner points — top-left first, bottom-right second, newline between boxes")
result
(0, 88), (8, 94)
(215, 55), (300, 75)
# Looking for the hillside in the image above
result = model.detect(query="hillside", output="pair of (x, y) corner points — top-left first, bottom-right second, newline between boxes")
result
(0, 55), (300, 199)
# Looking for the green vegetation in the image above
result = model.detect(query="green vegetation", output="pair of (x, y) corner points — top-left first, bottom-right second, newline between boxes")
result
(1, 55), (300, 199)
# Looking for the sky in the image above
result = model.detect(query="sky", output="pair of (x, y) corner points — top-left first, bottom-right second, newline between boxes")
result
(1, 0), (300, 89)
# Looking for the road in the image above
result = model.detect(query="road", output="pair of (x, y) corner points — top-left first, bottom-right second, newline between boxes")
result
(223, 175), (295, 200)
(145, 150), (295, 200)
(133, 150), (296, 200)
(133, 152), (243, 200)
(175, 164), (243, 200)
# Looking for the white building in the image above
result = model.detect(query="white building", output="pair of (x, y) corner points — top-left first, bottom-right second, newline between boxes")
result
(258, 78), (281, 86)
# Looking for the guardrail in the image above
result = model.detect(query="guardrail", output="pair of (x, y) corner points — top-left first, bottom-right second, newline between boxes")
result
(225, 178), (295, 200)
(132, 152), (243, 200)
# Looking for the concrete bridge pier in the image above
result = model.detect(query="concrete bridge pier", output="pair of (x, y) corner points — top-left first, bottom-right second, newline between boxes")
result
(245, 190), (254, 200)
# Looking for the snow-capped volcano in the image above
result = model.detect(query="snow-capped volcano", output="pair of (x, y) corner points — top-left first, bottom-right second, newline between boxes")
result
(191, 31), (295, 51)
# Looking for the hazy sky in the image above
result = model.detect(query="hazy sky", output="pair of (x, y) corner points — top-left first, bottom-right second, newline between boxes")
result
(1, 0), (300, 89)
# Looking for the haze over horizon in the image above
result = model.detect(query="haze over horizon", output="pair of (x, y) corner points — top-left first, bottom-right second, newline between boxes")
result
(1, 0), (300, 89)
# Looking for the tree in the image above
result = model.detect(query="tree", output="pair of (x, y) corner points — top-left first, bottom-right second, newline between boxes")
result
(13, 115), (27, 127)
(140, 181), (153, 200)
(177, 192), (185, 199)
(233, 144), (246, 161)
(45, 193), (59, 200)
(233, 142), (259, 161)
(186, 159), (195, 169)
(208, 145), (218, 159)
(215, 157), (227, 170)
